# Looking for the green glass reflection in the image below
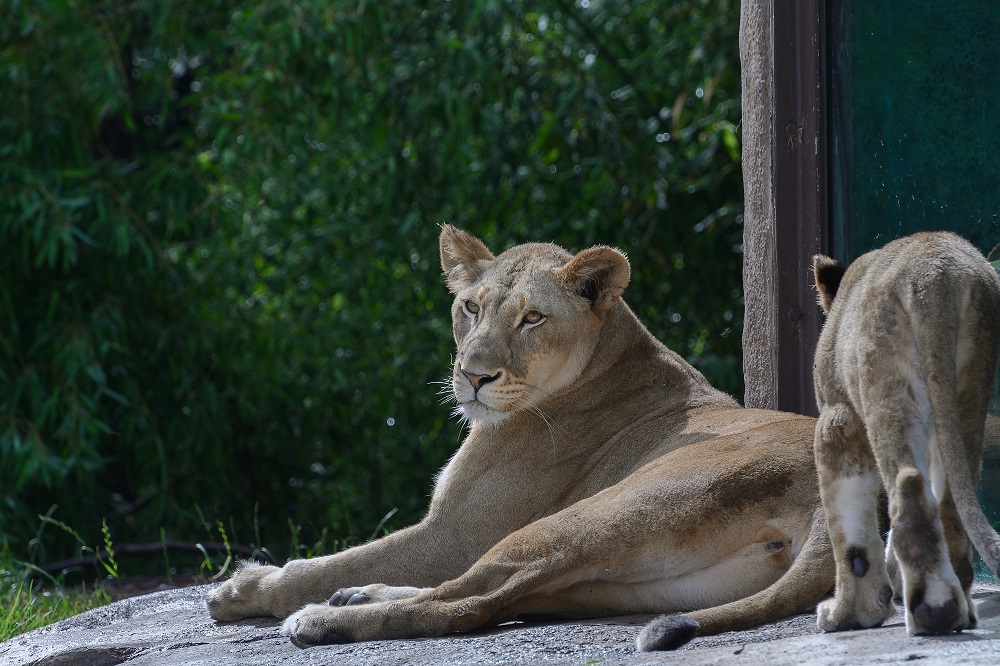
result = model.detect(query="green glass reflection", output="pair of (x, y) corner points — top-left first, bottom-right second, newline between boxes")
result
(847, 2), (1000, 258)
(832, 0), (1000, 580)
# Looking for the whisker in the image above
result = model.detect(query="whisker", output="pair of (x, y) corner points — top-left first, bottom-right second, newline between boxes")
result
(526, 405), (564, 453)
(431, 374), (458, 406)
(508, 386), (566, 435)
(519, 385), (568, 429)
(450, 406), (470, 431)
(530, 403), (569, 436)
(522, 382), (558, 400)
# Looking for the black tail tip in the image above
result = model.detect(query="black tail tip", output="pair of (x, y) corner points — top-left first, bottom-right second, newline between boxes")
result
(636, 615), (700, 652)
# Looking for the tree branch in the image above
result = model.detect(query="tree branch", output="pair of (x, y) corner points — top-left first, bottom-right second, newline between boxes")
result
(32, 540), (271, 577)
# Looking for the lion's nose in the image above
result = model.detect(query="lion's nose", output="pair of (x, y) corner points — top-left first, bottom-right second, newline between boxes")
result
(461, 368), (502, 392)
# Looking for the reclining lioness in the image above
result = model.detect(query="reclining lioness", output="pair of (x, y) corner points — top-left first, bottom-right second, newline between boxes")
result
(207, 225), (833, 651)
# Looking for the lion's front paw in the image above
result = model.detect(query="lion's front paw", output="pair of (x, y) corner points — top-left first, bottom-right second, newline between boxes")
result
(206, 562), (281, 622)
(817, 598), (860, 632)
(817, 591), (894, 633)
(281, 604), (348, 646)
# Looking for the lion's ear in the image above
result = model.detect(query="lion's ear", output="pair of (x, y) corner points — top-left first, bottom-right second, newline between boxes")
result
(556, 246), (631, 315)
(812, 254), (847, 313)
(439, 224), (496, 293)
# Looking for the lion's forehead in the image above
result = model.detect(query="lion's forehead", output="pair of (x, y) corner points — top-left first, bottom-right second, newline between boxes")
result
(489, 246), (562, 281)
(476, 252), (572, 312)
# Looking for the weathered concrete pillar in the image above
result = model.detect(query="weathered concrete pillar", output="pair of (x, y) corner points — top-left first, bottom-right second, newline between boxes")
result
(739, 0), (777, 410)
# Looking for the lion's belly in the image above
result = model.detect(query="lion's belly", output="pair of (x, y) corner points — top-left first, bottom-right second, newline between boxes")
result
(510, 511), (808, 617)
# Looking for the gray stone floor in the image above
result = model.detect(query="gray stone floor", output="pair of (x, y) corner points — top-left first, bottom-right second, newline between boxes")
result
(4, 583), (1000, 665)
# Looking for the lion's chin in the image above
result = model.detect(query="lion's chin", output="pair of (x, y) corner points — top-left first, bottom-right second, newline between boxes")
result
(459, 400), (514, 427)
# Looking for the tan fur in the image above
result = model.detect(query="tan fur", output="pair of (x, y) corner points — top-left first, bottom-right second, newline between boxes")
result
(811, 231), (1000, 637)
(207, 226), (834, 650)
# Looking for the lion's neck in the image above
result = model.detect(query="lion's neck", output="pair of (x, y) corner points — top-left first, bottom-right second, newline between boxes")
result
(580, 301), (730, 403)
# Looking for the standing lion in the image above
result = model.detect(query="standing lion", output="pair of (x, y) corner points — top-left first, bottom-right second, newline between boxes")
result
(812, 231), (1000, 636)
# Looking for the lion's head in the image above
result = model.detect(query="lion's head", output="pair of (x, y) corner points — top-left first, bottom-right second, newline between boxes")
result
(439, 225), (630, 425)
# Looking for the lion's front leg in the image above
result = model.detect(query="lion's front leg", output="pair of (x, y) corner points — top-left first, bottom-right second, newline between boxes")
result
(280, 601), (424, 645)
(206, 562), (285, 621)
(282, 604), (352, 645)
(279, 493), (643, 645)
(207, 521), (468, 622)
(814, 404), (895, 632)
(207, 558), (339, 621)
(281, 586), (486, 645)
(207, 558), (426, 622)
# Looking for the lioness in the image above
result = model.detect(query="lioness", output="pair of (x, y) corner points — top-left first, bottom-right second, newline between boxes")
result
(207, 225), (833, 651)
(811, 231), (1000, 637)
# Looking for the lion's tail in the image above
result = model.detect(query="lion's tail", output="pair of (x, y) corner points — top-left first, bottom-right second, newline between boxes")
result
(917, 258), (1000, 578)
(636, 509), (834, 651)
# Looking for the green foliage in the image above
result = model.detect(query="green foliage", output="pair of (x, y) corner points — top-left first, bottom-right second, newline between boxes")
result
(0, 577), (110, 642)
(0, 0), (743, 565)
(99, 518), (120, 580)
(1, 539), (110, 641)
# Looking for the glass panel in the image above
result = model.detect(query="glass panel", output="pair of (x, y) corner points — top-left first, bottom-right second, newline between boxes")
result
(829, 0), (1000, 580)
(847, 2), (1000, 258)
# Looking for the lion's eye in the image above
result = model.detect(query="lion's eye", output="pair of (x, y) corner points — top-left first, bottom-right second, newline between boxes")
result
(463, 300), (480, 316)
(522, 310), (545, 326)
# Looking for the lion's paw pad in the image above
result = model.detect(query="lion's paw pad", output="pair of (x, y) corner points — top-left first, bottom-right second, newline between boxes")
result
(328, 588), (370, 606)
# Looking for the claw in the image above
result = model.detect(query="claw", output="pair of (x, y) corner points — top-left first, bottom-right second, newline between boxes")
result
(346, 592), (369, 606)
(837, 618), (862, 631)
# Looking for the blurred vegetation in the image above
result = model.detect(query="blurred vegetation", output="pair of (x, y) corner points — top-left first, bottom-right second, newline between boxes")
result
(0, 575), (111, 641)
(0, 0), (743, 571)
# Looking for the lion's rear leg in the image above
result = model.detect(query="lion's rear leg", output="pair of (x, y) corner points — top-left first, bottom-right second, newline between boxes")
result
(937, 490), (977, 629)
(939, 327), (999, 631)
(887, 467), (968, 635)
(897, 267), (1000, 634)
(941, 306), (1000, 630)
(328, 584), (432, 607)
(861, 410), (968, 634)
(814, 403), (894, 632)
(281, 454), (819, 646)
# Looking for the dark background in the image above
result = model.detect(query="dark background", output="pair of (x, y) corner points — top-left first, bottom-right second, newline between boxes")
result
(0, 0), (744, 575)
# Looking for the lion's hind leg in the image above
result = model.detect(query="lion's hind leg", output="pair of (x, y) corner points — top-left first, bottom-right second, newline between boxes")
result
(888, 467), (968, 635)
(327, 584), (432, 607)
(877, 309), (983, 635)
(859, 387), (968, 634)
(928, 284), (1000, 631)
(637, 507), (835, 651)
(937, 489), (977, 629)
(282, 452), (821, 647)
(814, 403), (894, 632)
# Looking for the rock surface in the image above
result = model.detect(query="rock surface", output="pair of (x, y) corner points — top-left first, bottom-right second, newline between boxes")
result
(4, 583), (1000, 665)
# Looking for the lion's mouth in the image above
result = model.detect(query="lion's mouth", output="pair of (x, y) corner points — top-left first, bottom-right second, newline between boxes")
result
(461, 397), (492, 411)
(457, 396), (513, 425)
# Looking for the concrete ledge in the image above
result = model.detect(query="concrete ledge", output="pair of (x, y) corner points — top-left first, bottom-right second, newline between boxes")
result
(4, 583), (1000, 665)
